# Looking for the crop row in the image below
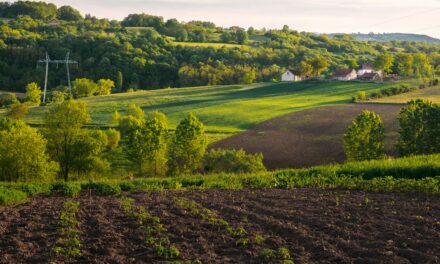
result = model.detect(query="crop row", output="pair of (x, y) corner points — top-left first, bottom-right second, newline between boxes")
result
(174, 197), (294, 263)
(119, 196), (180, 260)
(51, 200), (82, 262)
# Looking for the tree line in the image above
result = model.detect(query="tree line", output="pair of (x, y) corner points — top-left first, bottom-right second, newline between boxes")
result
(344, 100), (440, 162)
(0, 99), (265, 182)
(0, 1), (439, 92)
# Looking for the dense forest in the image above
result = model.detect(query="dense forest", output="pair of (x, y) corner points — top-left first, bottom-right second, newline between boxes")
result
(0, 1), (440, 93)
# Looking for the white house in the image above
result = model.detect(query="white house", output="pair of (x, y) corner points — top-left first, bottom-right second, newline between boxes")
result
(330, 69), (358, 81)
(281, 70), (302, 82)
(357, 63), (374, 76)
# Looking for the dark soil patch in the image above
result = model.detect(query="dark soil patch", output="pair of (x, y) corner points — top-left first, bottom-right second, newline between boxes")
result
(212, 103), (403, 169)
(1, 189), (439, 263)
(0, 196), (65, 264)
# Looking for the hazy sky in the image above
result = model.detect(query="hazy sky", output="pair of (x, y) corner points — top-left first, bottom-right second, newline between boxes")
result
(21, 0), (440, 37)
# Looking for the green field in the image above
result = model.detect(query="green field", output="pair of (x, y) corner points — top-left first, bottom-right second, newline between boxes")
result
(24, 80), (400, 133)
(371, 85), (440, 104)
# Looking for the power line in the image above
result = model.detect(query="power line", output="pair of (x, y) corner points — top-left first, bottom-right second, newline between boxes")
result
(367, 7), (440, 28)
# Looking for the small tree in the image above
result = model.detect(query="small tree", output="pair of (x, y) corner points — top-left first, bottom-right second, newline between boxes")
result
(116, 71), (123, 91)
(204, 148), (266, 174)
(72, 78), (98, 98)
(106, 128), (121, 150)
(168, 113), (207, 175)
(0, 119), (58, 182)
(25, 82), (42, 105)
(0, 93), (19, 108)
(96, 79), (114, 96)
(374, 53), (394, 75)
(6, 103), (28, 120)
(44, 100), (91, 181)
(398, 99), (440, 155)
(344, 111), (385, 161)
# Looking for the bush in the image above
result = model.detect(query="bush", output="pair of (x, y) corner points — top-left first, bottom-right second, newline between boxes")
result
(352, 91), (366, 102)
(0, 187), (28, 205)
(344, 111), (385, 162)
(204, 148), (266, 174)
(52, 182), (82, 197)
(83, 182), (121, 195)
(106, 128), (121, 149)
(0, 93), (19, 108)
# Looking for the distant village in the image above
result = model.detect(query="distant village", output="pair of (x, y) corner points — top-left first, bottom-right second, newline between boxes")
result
(281, 64), (383, 82)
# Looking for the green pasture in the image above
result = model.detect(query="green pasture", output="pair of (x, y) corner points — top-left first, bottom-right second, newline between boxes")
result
(25, 80), (401, 132)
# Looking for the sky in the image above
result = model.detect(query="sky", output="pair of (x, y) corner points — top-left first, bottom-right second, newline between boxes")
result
(20, 0), (440, 38)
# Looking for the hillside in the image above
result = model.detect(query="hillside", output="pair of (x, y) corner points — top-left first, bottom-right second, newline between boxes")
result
(370, 85), (440, 104)
(330, 33), (440, 44)
(22, 80), (399, 133)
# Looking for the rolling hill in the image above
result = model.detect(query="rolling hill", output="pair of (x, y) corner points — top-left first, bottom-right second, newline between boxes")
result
(335, 33), (440, 44)
(22, 80), (400, 133)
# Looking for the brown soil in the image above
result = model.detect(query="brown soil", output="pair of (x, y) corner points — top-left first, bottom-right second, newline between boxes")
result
(0, 196), (65, 263)
(1, 189), (439, 263)
(212, 103), (404, 169)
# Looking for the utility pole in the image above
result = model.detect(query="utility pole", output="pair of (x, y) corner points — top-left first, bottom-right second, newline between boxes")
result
(37, 51), (78, 103)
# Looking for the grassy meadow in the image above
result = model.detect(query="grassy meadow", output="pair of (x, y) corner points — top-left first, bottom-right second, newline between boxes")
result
(24, 80), (402, 133)
(370, 85), (440, 104)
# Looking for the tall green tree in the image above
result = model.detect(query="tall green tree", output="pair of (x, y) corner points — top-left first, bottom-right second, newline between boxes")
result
(0, 119), (57, 182)
(374, 53), (394, 74)
(413, 53), (433, 77)
(57, 5), (82, 21)
(308, 56), (329, 77)
(116, 71), (123, 92)
(168, 113), (207, 175)
(398, 99), (440, 155)
(25, 82), (42, 106)
(44, 100), (91, 181)
(344, 111), (385, 161)
(394, 53), (413, 76)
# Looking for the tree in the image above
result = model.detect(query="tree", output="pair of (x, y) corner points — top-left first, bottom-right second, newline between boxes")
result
(394, 53), (413, 76)
(6, 103), (28, 120)
(398, 100), (440, 155)
(308, 56), (329, 77)
(204, 148), (266, 174)
(44, 100), (92, 181)
(57, 5), (82, 21)
(25, 82), (42, 105)
(168, 113), (207, 175)
(116, 71), (123, 91)
(374, 53), (394, 74)
(0, 93), (19, 108)
(0, 119), (57, 182)
(106, 128), (121, 150)
(96, 79), (114, 95)
(344, 111), (385, 161)
(294, 61), (313, 77)
(72, 78), (98, 98)
(236, 29), (249, 44)
(413, 53), (433, 77)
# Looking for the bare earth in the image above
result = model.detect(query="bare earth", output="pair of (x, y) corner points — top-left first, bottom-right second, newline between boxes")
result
(213, 103), (404, 169)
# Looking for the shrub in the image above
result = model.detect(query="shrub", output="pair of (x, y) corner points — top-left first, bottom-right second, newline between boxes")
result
(52, 182), (82, 197)
(0, 187), (28, 205)
(83, 182), (121, 195)
(0, 93), (19, 108)
(6, 103), (28, 120)
(344, 111), (385, 162)
(352, 91), (366, 102)
(106, 128), (121, 149)
(204, 148), (266, 174)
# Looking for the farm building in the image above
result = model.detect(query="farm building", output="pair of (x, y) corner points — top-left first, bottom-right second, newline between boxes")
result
(281, 70), (302, 82)
(48, 19), (60, 26)
(357, 63), (374, 76)
(330, 69), (357, 81)
(359, 72), (381, 81)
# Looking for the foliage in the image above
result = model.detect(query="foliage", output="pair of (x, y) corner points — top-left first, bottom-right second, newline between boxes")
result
(72, 78), (98, 98)
(52, 200), (82, 259)
(398, 99), (440, 155)
(374, 53), (394, 74)
(344, 111), (385, 162)
(168, 113), (207, 175)
(6, 103), (28, 120)
(96, 79), (114, 96)
(106, 128), (121, 150)
(352, 91), (366, 102)
(56, 5), (82, 21)
(25, 82), (42, 105)
(0, 93), (19, 108)
(0, 186), (28, 205)
(44, 100), (92, 181)
(83, 182), (121, 195)
(0, 119), (57, 182)
(51, 182), (82, 197)
(204, 148), (266, 174)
